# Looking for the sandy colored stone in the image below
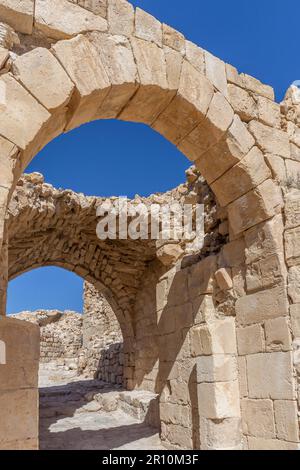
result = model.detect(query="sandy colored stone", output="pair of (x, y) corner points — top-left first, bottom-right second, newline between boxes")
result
(274, 400), (299, 442)
(228, 83), (257, 122)
(290, 304), (300, 338)
(285, 227), (300, 267)
(200, 417), (242, 450)
(0, 46), (8, 69)
(89, 32), (138, 119)
(135, 7), (162, 47)
(246, 352), (295, 400)
(248, 120), (290, 158)
(285, 189), (300, 229)
(52, 35), (110, 130)
(256, 96), (281, 128)
(211, 146), (271, 206)
(163, 24), (185, 54)
(236, 285), (289, 325)
(288, 266), (300, 303)
(215, 267), (232, 290)
(242, 399), (275, 438)
(120, 37), (173, 124)
(163, 46), (183, 91)
(191, 318), (237, 356)
(196, 355), (237, 383)
(265, 154), (286, 183)
(185, 40), (205, 73)
(35, 0), (107, 40)
(237, 324), (265, 355)
(0, 135), (18, 188)
(237, 357), (248, 398)
(153, 59), (214, 146)
(204, 50), (228, 97)
(107, 0), (134, 37)
(227, 179), (282, 235)
(240, 73), (275, 100)
(245, 253), (286, 292)
(179, 92), (234, 161)
(264, 317), (291, 352)
(195, 115), (255, 184)
(197, 380), (240, 419)
(12, 48), (74, 113)
(0, 73), (50, 152)
(0, 0), (34, 34)
(248, 437), (299, 450)
(157, 244), (183, 266)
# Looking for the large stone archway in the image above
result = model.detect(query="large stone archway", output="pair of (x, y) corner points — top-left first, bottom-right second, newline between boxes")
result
(0, 0), (299, 451)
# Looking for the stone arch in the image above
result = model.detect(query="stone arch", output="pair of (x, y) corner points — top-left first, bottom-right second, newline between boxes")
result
(0, 0), (297, 452)
(0, 0), (281, 257)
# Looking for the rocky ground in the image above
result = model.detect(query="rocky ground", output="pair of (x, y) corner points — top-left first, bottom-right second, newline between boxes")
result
(39, 363), (164, 450)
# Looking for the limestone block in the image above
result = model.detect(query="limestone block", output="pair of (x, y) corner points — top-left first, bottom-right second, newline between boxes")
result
(52, 35), (110, 130)
(188, 255), (217, 299)
(191, 318), (237, 356)
(211, 146), (271, 206)
(160, 402), (191, 428)
(192, 295), (215, 325)
(163, 46), (183, 91)
(157, 244), (183, 266)
(237, 324), (265, 355)
(285, 227), (300, 267)
(227, 179), (283, 235)
(290, 142), (300, 162)
(220, 239), (245, 268)
(179, 92), (234, 161)
(200, 417), (242, 450)
(161, 423), (193, 449)
(274, 400), (299, 442)
(107, 0), (134, 36)
(197, 380), (240, 419)
(12, 48), (74, 113)
(135, 7), (162, 47)
(0, 0), (34, 34)
(247, 437), (299, 450)
(244, 214), (284, 264)
(35, 0), (107, 40)
(163, 24), (185, 54)
(185, 40), (205, 73)
(286, 159), (300, 185)
(204, 50), (228, 97)
(120, 37), (173, 124)
(195, 115), (255, 184)
(284, 189), (300, 230)
(288, 266), (300, 303)
(89, 33), (138, 119)
(241, 399), (275, 438)
(76, 0), (107, 17)
(246, 352), (295, 399)
(0, 46), (8, 69)
(236, 285), (289, 325)
(0, 388), (38, 444)
(265, 154), (286, 183)
(196, 355), (237, 383)
(237, 356), (248, 397)
(265, 317), (291, 352)
(256, 96), (281, 128)
(153, 59), (213, 145)
(245, 253), (286, 292)
(215, 267), (233, 290)
(0, 135), (18, 188)
(240, 74), (275, 100)
(226, 63), (243, 87)
(248, 120), (290, 158)
(0, 73), (50, 152)
(228, 83), (257, 122)
(290, 304), (300, 339)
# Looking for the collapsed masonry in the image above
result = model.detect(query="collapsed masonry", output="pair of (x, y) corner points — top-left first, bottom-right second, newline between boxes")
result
(0, 0), (300, 451)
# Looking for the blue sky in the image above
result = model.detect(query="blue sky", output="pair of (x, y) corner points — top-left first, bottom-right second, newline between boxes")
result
(7, 0), (299, 314)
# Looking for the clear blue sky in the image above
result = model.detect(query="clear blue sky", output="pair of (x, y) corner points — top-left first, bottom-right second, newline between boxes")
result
(7, 0), (299, 314)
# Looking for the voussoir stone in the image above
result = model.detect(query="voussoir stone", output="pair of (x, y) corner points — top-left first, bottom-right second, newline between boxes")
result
(12, 48), (75, 113)
(35, 0), (107, 40)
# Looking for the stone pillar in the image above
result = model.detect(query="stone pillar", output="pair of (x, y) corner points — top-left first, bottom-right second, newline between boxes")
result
(0, 316), (40, 449)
